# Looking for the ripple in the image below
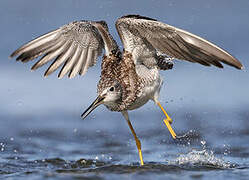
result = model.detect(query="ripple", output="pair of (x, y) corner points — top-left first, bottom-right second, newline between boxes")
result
(0, 155), (246, 180)
(55, 163), (183, 174)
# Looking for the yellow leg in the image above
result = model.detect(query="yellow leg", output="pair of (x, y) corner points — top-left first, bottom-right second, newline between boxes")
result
(122, 111), (144, 166)
(157, 102), (177, 139)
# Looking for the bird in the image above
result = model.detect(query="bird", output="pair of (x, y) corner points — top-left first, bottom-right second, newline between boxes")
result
(10, 15), (243, 166)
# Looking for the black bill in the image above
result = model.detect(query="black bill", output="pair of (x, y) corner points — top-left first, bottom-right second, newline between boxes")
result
(81, 96), (105, 119)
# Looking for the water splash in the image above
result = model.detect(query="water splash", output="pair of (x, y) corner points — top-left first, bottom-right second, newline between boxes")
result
(169, 149), (235, 169)
(0, 142), (5, 152)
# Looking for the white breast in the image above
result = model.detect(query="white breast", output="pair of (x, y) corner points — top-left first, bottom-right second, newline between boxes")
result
(128, 65), (163, 110)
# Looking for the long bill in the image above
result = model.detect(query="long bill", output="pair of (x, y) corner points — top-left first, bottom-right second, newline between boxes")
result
(81, 95), (105, 119)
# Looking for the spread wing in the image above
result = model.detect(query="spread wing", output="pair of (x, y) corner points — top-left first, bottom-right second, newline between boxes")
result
(10, 20), (119, 78)
(116, 15), (243, 69)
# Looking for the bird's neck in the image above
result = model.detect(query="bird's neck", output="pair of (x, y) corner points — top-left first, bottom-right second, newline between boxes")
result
(99, 51), (142, 111)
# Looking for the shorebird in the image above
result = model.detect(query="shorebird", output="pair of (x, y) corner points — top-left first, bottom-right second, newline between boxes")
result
(10, 15), (243, 165)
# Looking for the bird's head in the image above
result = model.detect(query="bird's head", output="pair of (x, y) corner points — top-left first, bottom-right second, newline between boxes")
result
(81, 79), (122, 119)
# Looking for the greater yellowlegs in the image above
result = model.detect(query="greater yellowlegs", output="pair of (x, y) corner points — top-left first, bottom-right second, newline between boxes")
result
(10, 15), (243, 165)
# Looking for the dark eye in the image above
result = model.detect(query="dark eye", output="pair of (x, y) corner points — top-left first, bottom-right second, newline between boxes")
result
(109, 87), (114, 91)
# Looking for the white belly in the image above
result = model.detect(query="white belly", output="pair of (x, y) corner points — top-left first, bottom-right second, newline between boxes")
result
(128, 66), (163, 110)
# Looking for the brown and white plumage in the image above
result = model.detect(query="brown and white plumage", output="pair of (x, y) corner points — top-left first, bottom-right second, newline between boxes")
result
(116, 15), (243, 69)
(10, 15), (243, 78)
(10, 14), (243, 111)
(11, 21), (110, 78)
(10, 15), (243, 165)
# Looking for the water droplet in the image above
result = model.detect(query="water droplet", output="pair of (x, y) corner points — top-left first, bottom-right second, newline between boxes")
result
(14, 149), (17, 153)
(201, 140), (206, 146)
(73, 128), (78, 133)
(0, 143), (5, 150)
(10, 137), (14, 141)
(169, 149), (232, 168)
(80, 159), (86, 164)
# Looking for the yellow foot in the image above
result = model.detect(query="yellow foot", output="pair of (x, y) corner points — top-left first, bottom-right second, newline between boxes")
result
(157, 101), (177, 139)
(163, 119), (176, 139)
(136, 139), (144, 166)
(165, 116), (173, 124)
(122, 111), (144, 166)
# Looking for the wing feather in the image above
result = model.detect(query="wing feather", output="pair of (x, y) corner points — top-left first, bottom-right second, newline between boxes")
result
(44, 41), (74, 77)
(116, 15), (243, 69)
(69, 48), (88, 78)
(10, 20), (119, 78)
(31, 39), (69, 70)
(10, 29), (60, 58)
(80, 48), (94, 76)
(58, 45), (81, 79)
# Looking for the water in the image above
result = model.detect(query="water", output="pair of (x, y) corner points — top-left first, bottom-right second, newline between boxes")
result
(1, 108), (249, 179)
(1, 0), (249, 179)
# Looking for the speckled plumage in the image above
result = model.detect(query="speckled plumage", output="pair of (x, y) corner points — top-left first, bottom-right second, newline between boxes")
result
(98, 51), (144, 111)
(10, 14), (243, 165)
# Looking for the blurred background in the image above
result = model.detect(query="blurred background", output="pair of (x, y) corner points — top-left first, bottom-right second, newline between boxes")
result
(0, 0), (249, 179)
